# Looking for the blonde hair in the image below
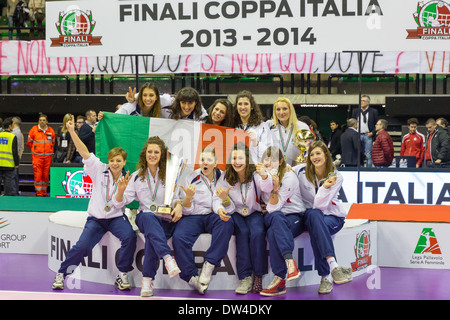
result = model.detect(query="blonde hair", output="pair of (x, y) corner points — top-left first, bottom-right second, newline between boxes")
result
(61, 113), (73, 133)
(107, 147), (127, 161)
(271, 97), (300, 134)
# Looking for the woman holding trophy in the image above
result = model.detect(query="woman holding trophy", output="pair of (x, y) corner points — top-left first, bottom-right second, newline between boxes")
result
(113, 136), (183, 297)
(266, 97), (311, 166)
(294, 141), (353, 294)
(258, 146), (305, 297)
(213, 142), (272, 294)
(172, 146), (235, 294)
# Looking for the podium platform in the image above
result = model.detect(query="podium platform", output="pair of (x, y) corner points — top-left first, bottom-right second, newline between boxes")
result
(48, 209), (376, 290)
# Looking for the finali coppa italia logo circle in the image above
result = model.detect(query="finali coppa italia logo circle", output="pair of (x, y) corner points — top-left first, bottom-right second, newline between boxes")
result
(51, 6), (102, 47)
(61, 170), (93, 198)
(407, 1), (450, 39)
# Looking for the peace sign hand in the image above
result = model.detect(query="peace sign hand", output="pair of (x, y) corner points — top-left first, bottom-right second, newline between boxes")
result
(118, 171), (131, 193)
(125, 87), (137, 103)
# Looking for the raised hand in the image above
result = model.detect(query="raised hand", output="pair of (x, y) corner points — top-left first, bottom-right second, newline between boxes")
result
(216, 185), (232, 201)
(118, 171), (131, 193)
(66, 115), (75, 133)
(323, 174), (337, 189)
(255, 162), (268, 179)
(125, 87), (137, 103)
(180, 184), (196, 199)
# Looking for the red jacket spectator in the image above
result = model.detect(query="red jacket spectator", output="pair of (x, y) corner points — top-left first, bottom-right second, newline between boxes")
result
(372, 128), (394, 167)
(400, 131), (425, 167)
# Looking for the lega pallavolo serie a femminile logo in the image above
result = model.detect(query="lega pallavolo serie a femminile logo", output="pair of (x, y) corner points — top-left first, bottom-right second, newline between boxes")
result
(50, 8), (102, 47)
(407, 1), (450, 39)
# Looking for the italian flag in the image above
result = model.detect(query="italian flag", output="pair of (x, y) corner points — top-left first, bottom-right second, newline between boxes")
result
(95, 112), (249, 173)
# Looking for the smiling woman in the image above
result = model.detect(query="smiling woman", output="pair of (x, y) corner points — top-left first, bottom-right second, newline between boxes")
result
(169, 87), (208, 121)
(112, 136), (182, 297)
(52, 116), (136, 293)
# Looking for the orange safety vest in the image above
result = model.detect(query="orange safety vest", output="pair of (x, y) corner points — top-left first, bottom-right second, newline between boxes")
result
(27, 125), (55, 156)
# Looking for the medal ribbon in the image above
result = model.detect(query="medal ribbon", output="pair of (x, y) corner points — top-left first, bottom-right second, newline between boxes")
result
(200, 173), (215, 196)
(106, 172), (120, 203)
(147, 168), (159, 202)
(238, 181), (249, 206)
(278, 125), (293, 155)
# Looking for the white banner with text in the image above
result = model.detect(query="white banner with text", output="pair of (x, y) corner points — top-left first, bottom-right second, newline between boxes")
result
(45, 0), (450, 57)
(3, 41), (450, 75)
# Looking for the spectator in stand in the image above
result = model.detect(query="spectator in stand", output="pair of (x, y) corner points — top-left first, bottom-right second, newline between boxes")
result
(299, 115), (323, 142)
(7, 0), (20, 40)
(371, 119), (394, 168)
(0, 117), (19, 196)
(328, 120), (342, 162)
(340, 118), (363, 167)
(28, 0), (45, 39)
(27, 114), (55, 196)
(75, 115), (86, 130)
(400, 118), (425, 168)
(53, 113), (73, 163)
(436, 117), (450, 135)
(66, 115), (85, 163)
(78, 110), (97, 154)
(352, 95), (379, 167)
(424, 118), (450, 168)
(12, 0), (28, 40)
(11, 116), (23, 194)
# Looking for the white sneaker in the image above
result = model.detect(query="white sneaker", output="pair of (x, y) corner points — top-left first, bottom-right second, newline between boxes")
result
(235, 276), (253, 295)
(141, 277), (153, 297)
(199, 261), (215, 286)
(164, 256), (181, 278)
(115, 272), (131, 290)
(52, 273), (65, 290)
(188, 276), (207, 295)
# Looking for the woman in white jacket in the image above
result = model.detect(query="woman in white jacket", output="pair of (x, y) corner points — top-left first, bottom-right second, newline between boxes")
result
(234, 90), (271, 163)
(294, 141), (352, 294)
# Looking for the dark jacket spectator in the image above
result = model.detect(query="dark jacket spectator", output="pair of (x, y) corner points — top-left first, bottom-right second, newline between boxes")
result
(372, 120), (394, 167)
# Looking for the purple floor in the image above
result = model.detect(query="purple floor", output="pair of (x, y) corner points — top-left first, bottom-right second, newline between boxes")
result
(1, 253), (450, 300)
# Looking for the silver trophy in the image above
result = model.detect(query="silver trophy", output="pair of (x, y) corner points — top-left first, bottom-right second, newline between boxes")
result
(155, 151), (187, 221)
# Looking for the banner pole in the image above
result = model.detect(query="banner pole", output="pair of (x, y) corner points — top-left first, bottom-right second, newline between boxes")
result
(343, 50), (380, 204)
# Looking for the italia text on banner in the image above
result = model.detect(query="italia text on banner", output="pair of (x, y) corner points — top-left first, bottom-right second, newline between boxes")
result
(95, 112), (249, 172)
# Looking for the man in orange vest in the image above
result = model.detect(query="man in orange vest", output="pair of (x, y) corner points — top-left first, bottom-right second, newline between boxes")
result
(27, 114), (55, 196)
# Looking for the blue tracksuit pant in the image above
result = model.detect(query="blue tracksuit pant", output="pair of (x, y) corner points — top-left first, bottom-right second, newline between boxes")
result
(303, 209), (345, 277)
(172, 213), (234, 282)
(135, 211), (177, 279)
(58, 214), (136, 275)
(231, 211), (268, 279)
(264, 211), (305, 278)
